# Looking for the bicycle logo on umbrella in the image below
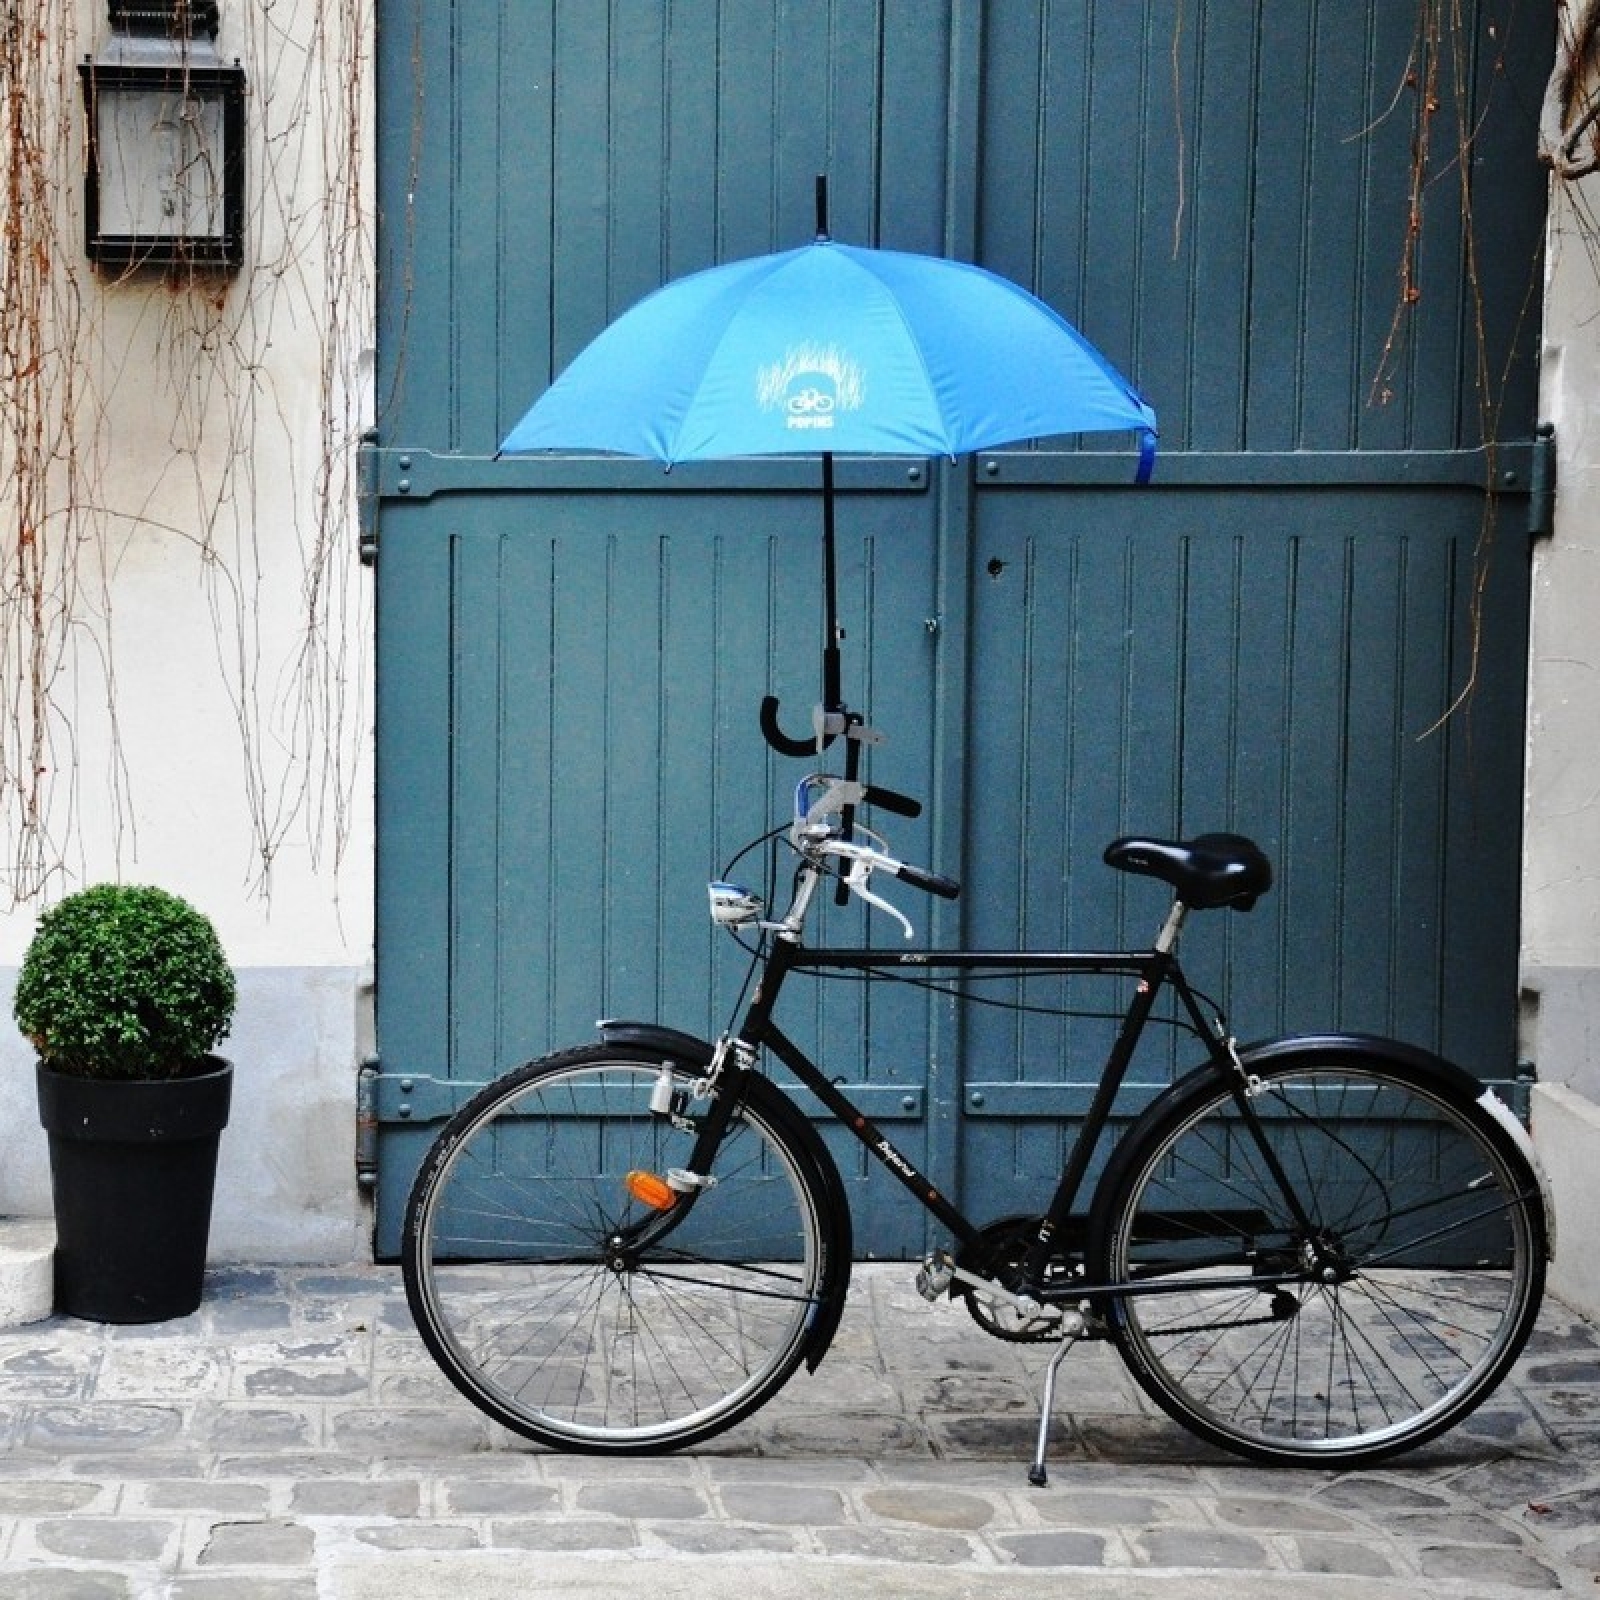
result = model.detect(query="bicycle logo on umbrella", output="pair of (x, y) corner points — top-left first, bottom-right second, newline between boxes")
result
(787, 387), (835, 419)
(757, 343), (865, 433)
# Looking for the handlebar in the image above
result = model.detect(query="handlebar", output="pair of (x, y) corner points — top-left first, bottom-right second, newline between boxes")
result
(790, 773), (961, 935)
(893, 860), (962, 900)
(859, 783), (921, 819)
(708, 770), (958, 941)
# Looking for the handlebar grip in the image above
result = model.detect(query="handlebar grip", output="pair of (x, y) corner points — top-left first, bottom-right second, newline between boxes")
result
(760, 694), (830, 758)
(893, 862), (961, 900)
(861, 784), (922, 819)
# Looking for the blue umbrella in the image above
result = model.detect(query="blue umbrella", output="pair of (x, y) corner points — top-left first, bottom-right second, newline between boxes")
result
(502, 205), (1156, 754)
(501, 239), (1157, 470)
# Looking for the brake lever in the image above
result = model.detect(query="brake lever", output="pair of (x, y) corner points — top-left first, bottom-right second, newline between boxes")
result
(842, 853), (915, 940)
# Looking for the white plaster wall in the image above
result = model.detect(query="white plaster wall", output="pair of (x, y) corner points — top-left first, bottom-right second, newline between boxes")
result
(0, 967), (371, 1263)
(1525, 170), (1600, 1319)
(0, 1), (375, 1263)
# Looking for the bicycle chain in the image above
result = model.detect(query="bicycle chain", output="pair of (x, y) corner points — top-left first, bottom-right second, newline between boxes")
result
(1143, 1289), (1302, 1340)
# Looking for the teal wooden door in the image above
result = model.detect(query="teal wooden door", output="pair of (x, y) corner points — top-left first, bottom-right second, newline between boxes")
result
(368, 1), (1551, 1257)
(367, 1), (960, 1257)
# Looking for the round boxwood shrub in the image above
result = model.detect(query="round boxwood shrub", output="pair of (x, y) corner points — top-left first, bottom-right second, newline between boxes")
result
(14, 884), (236, 1080)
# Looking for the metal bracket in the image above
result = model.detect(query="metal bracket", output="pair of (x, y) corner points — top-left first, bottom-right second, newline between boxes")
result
(355, 1058), (380, 1189)
(357, 430), (380, 567)
(1528, 422), (1556, 541)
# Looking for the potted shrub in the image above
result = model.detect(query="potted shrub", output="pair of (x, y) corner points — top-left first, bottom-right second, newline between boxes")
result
(13, 884), (237, 1323)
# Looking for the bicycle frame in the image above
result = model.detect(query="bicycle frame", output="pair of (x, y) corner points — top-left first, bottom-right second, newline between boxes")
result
(404, 748), (1547, 1476)
(691, 881), (1243, 1301)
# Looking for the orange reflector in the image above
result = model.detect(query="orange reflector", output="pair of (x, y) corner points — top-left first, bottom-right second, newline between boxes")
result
(625, 1170), (677, 1211)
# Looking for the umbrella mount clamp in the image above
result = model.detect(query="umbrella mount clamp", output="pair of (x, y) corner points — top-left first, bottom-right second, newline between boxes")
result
(814, 708), (885, 748)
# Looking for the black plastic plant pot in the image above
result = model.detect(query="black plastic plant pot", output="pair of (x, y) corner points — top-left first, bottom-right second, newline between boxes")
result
(36, 1058), (233, 1323)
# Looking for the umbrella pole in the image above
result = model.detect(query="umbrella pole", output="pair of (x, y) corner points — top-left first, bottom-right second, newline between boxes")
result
(821, 449), (862, 898)
(758, 448), (857, 760)
(821, 450), (842, 717)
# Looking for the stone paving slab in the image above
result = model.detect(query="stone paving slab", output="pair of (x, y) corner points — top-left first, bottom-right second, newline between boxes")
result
(0, 1263), (1594, 1597)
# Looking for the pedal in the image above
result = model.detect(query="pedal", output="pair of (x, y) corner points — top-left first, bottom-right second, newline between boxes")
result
(915, 1250), (954, 1302)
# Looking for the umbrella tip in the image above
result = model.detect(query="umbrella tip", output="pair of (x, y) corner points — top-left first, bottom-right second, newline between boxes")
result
(815, 174), (830, 242)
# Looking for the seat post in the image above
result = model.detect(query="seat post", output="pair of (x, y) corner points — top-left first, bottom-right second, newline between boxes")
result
(1154, 899), (1188, 954)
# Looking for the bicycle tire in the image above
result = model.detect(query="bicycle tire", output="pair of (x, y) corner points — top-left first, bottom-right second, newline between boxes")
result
(1088, 1047), (1546, 1467)
(402, 1043), (849, 1453)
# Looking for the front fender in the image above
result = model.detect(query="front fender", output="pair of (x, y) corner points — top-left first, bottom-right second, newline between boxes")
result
(598, 1018), (719, 1069)
(596, 1019), (856, 1368)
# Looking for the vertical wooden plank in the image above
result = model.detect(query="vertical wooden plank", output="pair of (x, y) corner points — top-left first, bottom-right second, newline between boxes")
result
(1299, 0), (1373, 448)
(375, 508), (455, 1079)
(877, 0), (948, 253)
(1439, 501), (1529, 1075)
(549, 8), (618, 371)
(1406, 19), (1470, 448)
(715, 3), (779, 256)
(1131, 9), (1201, 446)
(661, 0), (719, 279)
(1183, 15), (1255, 452)
(495, 9), (557, 437)
(446, 529), (507, 1074)
(451, 9), (510, 450)
(1242, 4), (1313, 450)
(975, 0), (1047, 288)
(544, 518), (613, 1040)
(1466, 4), (1553, 439)
(1339, 523), (1407, 1036)
(1356, 0), (1439, 452)
(376, 0), (460, 444)
(606, 0), (670, 313)
(770, 0), (834, 242)
(1179, 518), (1290, 1038)
(493, 519), (556, 1065)
(1075, 3), (1143, 374)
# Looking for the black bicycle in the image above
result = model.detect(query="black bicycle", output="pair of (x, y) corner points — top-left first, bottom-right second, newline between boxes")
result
(402, 734), (1548, 1483)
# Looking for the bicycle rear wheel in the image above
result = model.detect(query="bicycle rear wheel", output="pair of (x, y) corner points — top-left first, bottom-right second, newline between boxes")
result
(402, 1044), (846, 1453)
(1090, 1049), (1546, 1466)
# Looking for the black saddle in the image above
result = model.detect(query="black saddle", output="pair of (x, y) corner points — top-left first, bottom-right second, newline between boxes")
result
(1103, 832), (1272, 911)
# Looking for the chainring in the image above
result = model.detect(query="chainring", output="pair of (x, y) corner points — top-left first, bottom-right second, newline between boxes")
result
(954, 1215), (1086, 1343)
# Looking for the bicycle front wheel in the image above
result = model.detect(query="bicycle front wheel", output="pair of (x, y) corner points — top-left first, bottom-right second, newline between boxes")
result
(1091, 1050), (1546, 1466)
(402, 1044), (846, 1453)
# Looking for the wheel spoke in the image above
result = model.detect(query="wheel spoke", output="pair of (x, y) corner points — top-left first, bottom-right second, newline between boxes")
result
(1101, 1058), (1543, 1464)
(403, 1051), (833, 1451)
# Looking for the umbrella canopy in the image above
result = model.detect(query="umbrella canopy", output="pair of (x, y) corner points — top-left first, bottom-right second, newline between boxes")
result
(500, 227), (1157, 758)
(500, 239), (1157, 474)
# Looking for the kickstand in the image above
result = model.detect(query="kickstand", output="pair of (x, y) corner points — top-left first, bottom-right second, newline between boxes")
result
(1028, 1330), (1079, 1487)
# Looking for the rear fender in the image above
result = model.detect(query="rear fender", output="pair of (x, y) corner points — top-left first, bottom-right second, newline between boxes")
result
(1133, 1031), (1553, 1259)
(1235, 1031), (1480, 1094)
(597, 1020), (855, 1368)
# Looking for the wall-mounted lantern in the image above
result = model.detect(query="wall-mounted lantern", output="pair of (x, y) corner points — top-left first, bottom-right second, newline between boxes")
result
(79, 2), (245, 272)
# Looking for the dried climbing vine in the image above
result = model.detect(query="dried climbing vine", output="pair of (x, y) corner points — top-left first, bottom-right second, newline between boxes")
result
(0, 5), (95, 900)
(0, 1), (373, 903)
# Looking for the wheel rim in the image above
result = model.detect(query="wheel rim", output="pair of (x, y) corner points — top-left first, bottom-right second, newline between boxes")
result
(409, 1060), (825, 1448)
(1107, 1066), (1540, 1460)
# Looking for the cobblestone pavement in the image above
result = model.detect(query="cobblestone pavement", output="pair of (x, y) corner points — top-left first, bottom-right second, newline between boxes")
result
(0, 1263), (1596, 1598)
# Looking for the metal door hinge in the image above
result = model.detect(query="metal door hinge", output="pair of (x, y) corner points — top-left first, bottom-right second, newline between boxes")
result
(356, 1057), (379, 1189)
(357, 431), (380, 567)
(1528, 422), (1556, 542)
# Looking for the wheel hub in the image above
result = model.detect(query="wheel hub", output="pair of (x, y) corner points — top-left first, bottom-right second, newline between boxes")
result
(1298, 1233), (1353, 1285)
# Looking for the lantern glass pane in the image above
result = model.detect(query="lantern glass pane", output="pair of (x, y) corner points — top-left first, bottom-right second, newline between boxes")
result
(96, 85), (226, 240)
